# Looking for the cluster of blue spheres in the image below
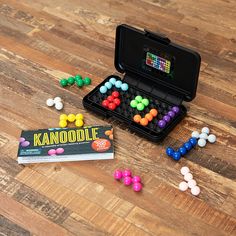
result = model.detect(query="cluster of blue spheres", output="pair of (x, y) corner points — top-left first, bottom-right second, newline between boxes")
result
(166, 137), (197, 161)
(99, 77), (129, 94)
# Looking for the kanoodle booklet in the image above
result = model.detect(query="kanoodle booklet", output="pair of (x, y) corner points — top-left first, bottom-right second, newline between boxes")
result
(17, 125), (114, 164)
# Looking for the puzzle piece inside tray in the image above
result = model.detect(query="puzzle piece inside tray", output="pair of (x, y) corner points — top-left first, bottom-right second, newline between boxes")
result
(86, 76), (183, 134)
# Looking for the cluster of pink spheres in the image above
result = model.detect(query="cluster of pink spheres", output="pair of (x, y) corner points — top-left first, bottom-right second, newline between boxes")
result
(19, 137), (30, 147)
(113, 169), (142, 192)
(48, 148), (64, 156)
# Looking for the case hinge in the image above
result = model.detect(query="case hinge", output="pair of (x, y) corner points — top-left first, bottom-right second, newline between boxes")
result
(144, 29), (171, 45)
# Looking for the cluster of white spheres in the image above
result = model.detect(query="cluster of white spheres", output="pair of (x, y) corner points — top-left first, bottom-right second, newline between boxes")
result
(179, 166), (200, 196)
(46, 97), (63, 110)
(191, 127), (216, 148)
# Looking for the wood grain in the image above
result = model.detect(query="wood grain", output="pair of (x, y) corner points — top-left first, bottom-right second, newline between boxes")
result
(0, 214), (31, 236)
(0, 0), (236, 235)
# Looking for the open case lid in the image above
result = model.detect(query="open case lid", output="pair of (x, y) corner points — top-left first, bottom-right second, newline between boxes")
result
(115, 24), (201, 103)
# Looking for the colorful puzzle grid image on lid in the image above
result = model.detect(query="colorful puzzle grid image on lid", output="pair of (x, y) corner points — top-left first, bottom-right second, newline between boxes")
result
(146, 52), (171, 74)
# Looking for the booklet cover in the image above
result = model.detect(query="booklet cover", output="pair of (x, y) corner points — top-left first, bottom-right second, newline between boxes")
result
(17, 125), (114, 164)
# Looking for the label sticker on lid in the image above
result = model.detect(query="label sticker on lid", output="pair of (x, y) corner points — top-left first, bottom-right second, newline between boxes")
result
(146, 52), (171, 74)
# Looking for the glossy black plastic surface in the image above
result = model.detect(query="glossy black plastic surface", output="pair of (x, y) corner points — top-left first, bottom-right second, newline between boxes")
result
(115, 24), (201, 102)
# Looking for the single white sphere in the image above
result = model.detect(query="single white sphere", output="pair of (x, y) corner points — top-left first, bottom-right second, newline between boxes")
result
(188, 179), (197, 189)
(55, 102), (63, 110)
(191, 186), (201, 196)
(46, 98), (54, 107)
(191, 131), (200, 139)
(199, 133), (208, 140)
(198, 138), (207, 147)
(180, 166), (190, 176)
(179, 181), (188, 191)
(208, 134), (216, 143)
(54, 97), (62, 103)
(184, 173), (193, 182)
(201, 127), (210, 134)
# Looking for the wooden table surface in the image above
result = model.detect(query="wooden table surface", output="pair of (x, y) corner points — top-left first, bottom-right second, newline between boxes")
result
(0, 0), (236, 235)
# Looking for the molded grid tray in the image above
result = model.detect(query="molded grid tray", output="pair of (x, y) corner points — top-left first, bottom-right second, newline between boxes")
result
(83, 75), (186, 141)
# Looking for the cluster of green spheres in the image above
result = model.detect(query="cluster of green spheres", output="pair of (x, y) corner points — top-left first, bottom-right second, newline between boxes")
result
(130, 96), (149, 111)
(60, 74), (91, 88)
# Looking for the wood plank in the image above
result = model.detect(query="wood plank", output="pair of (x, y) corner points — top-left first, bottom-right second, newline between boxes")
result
(0, 214), (31, 236)
(0, 166), (71, 225)
(0, 192), (69, 236)
(62, 213), (108, 236)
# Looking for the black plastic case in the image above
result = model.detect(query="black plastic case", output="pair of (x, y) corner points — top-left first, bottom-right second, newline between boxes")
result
(83, 24), (201, 142)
